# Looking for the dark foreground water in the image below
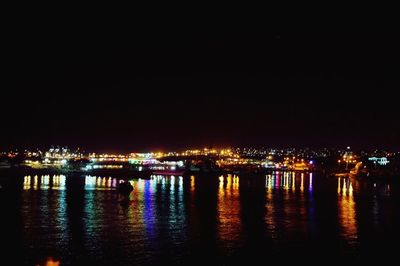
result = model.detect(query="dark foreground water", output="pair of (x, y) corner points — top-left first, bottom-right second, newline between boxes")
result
(1, 172), (399, 265)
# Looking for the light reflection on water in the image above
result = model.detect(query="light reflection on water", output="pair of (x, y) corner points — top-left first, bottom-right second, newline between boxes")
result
(218, 175), (241, 248)
(23, 175), (66, 190)
(337, 177), (357, 244)
(13, 172), (400, 264)
(265, 172), (314, 239)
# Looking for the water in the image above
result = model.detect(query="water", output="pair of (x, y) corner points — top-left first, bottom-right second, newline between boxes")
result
(1, 172), (399, 265)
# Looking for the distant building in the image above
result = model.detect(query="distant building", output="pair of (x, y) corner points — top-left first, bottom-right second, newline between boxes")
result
(368, 157), (389, 166)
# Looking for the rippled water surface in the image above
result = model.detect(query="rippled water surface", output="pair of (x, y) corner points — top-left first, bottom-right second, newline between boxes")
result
(1, 172), (399, 265)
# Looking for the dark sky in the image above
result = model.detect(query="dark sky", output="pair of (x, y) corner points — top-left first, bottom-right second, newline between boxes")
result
(2, 31), (400, 152)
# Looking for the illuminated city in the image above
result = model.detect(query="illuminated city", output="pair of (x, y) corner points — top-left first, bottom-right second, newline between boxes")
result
(1, 146), (399, 179)
(2, 31), (400, 265)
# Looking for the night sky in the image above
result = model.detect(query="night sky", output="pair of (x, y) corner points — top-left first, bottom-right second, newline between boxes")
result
(3, 31), (399, 152)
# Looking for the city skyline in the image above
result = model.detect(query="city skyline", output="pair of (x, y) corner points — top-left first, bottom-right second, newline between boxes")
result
(1, 144), (399, 155)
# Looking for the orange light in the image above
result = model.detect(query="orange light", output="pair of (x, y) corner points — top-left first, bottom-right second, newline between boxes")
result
(44, 257), (60, 266)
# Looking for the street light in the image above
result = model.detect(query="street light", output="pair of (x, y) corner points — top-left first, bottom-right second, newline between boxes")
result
(343, 155), (349, 170)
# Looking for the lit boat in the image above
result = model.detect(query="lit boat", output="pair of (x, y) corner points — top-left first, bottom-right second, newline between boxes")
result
(152, 169), (185, 176)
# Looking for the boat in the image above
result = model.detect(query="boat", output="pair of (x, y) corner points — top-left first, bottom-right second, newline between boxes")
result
(118, 181), (133, 194)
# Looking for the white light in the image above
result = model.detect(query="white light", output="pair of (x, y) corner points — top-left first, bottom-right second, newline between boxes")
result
(60, 159), (67, 165)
